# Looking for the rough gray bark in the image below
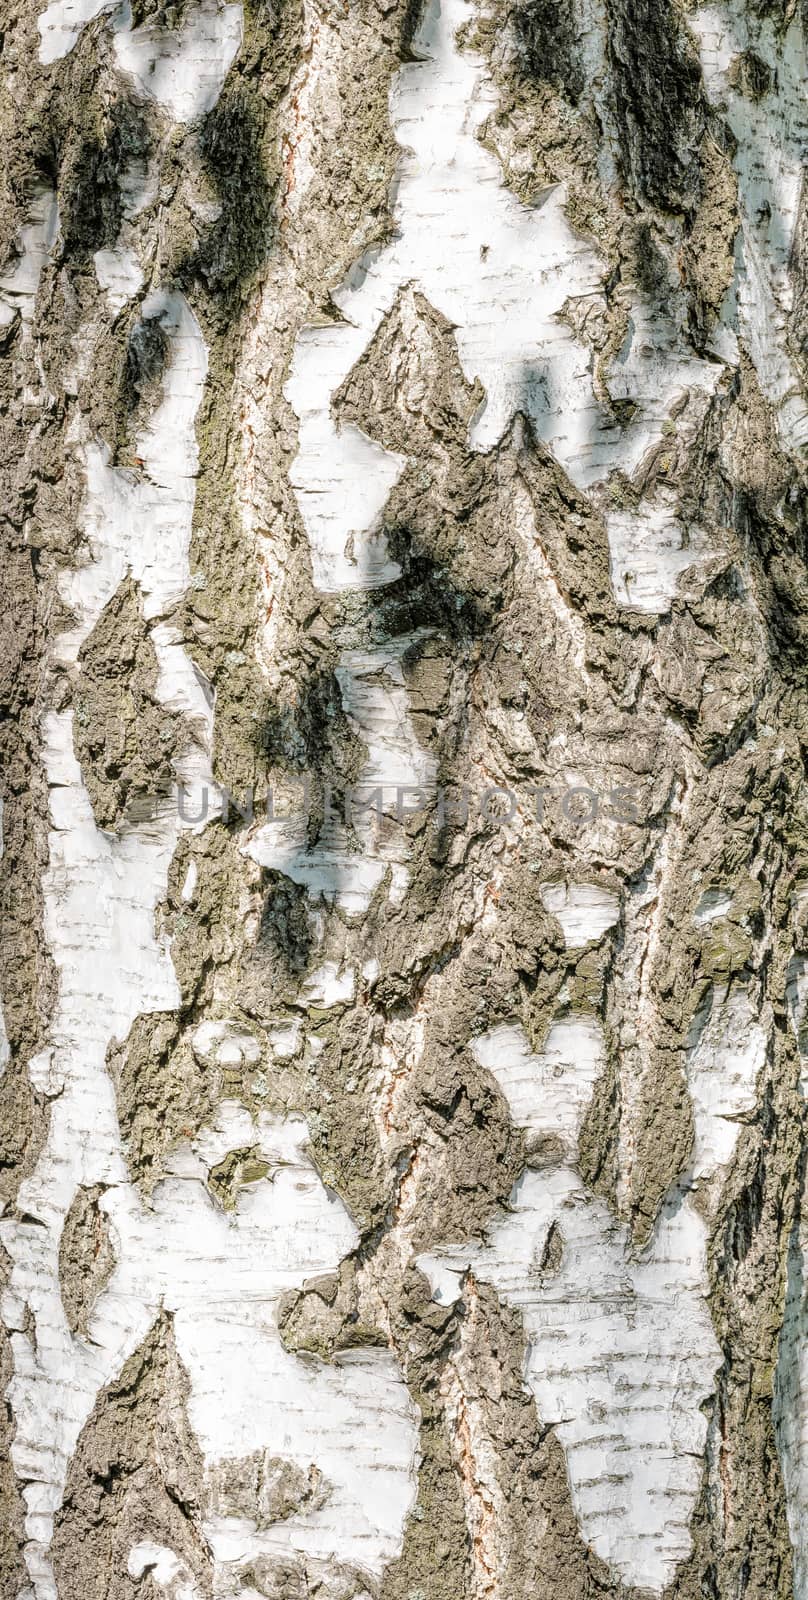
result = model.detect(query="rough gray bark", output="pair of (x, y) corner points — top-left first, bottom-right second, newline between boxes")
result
(1, 0), (808, 1596)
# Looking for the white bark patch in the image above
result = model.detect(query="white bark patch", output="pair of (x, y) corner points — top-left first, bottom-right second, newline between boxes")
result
(247, 812), (389, 918)
(128, 1543), (205, 1600)
(693, 2), (808, 451)
(100, 1108), (419, 1580)
(37, 0), (112, 62)
(38, 0), (242, 118)
(191, 1020), (262, 1069)
(0, 188), (59, 330)
(247, 636), (436, 917)
(419, 988), (763, 1592)
(693, 887), (735, 925)
(181, 860), (199, 902)
(608, 497), (718, 614)
(475, 1016), (606, 1153)
(92, 247), (144, 312)
(112, 0), (243, 124)
(284, 0), (727, 630)
(120, 161), (159, 221)
(285, 328), (405, 593)
(284, 0), (608, 498)
(266, 1018), (303, 1059)
(56, 293), (209, 671)
(539, 882), (621, 947)
(299, 961), (356, 1009)
(417, 1013), (606, 1308)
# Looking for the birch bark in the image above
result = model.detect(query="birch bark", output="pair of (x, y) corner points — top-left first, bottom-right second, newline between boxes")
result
(1, 0), (808, 1596)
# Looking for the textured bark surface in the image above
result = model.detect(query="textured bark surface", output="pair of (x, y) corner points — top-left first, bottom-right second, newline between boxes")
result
(1, 0), (808, 1596)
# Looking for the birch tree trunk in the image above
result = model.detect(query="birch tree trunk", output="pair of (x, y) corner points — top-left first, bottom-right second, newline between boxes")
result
(2, 0), (808, 1595)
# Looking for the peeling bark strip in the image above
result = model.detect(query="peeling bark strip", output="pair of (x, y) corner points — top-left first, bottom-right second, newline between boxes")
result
(2, 0), (808, 1593)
